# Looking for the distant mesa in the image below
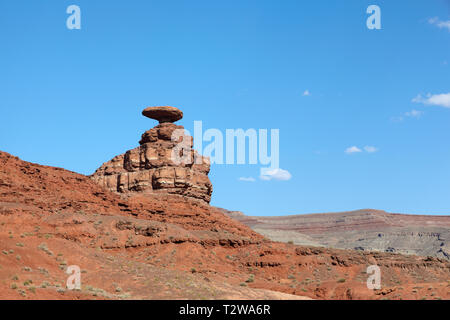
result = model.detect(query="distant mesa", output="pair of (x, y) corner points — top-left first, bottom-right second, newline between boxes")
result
(142, 106), (183, 123)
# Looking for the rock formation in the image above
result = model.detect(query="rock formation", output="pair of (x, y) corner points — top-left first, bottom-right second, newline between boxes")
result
(91, 106), (212, 202)
(142, 106), (183, 123)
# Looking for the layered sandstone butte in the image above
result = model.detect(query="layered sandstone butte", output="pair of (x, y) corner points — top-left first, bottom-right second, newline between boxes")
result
(91, 106), (212, 202)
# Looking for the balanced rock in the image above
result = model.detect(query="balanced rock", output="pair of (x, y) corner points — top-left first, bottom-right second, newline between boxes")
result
(142, 106), (183, 123)
(91, 106), (212, 203)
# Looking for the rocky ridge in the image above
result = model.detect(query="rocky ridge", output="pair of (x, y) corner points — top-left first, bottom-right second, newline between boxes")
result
(222, 209), (450, 260)
(1, 151), (450, 300)
(1, 106), (449, 300)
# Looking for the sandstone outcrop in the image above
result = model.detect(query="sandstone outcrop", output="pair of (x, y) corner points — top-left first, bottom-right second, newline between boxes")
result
(91, 106), (212, 202)
(142, 106), (183, 123)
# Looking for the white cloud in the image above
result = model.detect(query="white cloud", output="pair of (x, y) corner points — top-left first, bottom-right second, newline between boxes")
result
(345, 146), (362, 154)
(302, 90), (311, 96)
(260, 168), (292, 181)
(405, 109), (423, 118)
(238, 177), (256, 182)
(364, 146), (378, 153)
(390, 116), (404, 122)
(345, 146), (379, 154)
(413, 93), (450, 108)
(391, 109), (424, 122)
(428, 17), (450, 31)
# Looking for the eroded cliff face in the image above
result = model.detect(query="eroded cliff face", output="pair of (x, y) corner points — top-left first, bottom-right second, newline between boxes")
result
(91, 121), (212, 203)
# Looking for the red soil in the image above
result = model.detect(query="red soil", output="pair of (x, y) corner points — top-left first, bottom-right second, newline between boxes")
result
(1, 151), (449, 300)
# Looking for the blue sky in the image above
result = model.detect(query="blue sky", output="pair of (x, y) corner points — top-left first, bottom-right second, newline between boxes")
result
(1, 0), (449, 216)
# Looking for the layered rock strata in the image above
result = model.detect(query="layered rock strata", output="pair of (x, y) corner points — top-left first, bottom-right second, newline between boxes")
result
(91, 107), (212, 202)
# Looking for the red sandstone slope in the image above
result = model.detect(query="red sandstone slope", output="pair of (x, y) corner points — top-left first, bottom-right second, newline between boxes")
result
(1, 151), (449, 300)
(0, 151), (257, 238)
